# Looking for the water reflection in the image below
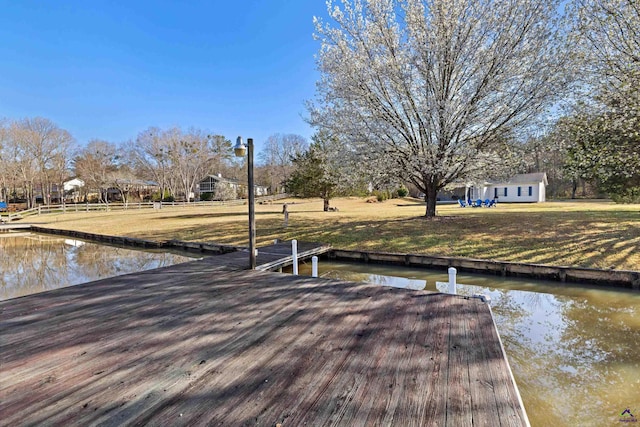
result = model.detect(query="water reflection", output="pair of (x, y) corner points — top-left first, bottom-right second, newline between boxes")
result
(0, 233), (195, 301)
(296, 261), (640, 427)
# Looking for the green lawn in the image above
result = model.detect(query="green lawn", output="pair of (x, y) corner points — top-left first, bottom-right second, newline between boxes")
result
(34, 198), (640, 271)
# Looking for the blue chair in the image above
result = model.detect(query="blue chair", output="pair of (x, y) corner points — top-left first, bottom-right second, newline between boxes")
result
(484, 199), (491, 207)
(474, 199), (483, 207)
(487, 199), (497, 207)
(458, 199), (467, 207)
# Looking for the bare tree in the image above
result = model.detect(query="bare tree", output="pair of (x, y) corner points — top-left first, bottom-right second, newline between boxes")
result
(74, 140), (119, 204)
(0, 118), (74, 207)
(4, 122), (38, 207)
(166, 127), (216, 202)
(132, 127), (173, 201)
(310, 0), (569, 216)
(20, 117), (74, 204)
(258, 133), (308, 194)
(133, 127), (231, 201)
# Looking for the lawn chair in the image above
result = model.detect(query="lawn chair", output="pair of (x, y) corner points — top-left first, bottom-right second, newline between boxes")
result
(487, 199), (497, 207)
(484, 199), (491, 207)
(473, 199), (483, 207)
(458, 199), (467, 207)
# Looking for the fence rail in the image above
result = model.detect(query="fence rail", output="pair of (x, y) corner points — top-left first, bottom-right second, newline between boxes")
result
(0, 194), (289, 221)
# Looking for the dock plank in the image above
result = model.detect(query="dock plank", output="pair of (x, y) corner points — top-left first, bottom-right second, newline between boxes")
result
(0, 260), (528, 426)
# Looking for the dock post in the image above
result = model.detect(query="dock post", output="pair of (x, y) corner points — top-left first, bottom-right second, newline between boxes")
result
(292, 239), (298, 275)
(448, 267), (457, 294)
(312, 256), (318, 277)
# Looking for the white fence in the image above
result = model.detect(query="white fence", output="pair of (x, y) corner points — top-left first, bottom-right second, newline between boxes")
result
(0, 194), (289, 221)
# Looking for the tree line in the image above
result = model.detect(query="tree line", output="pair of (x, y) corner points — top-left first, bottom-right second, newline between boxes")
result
(0, 120), (309, 208)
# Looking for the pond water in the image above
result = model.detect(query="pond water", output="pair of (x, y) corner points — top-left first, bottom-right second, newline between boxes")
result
(293, 261), (640, 427)
(0, 233), (196, 301)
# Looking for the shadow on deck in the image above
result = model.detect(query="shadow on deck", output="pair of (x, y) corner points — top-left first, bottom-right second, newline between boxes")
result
(0, 255), (528, 426)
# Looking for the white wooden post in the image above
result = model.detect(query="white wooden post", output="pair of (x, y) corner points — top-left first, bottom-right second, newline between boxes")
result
(448, 267), (457, 294)
(312, 256), (318, 278)
(292, 239), (298, 275)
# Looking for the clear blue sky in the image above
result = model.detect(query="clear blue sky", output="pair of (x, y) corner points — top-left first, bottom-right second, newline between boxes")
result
(0, 0), (329, 153)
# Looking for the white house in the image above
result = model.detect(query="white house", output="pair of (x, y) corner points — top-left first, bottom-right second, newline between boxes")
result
(467, 173), (547, 203)
(62, 178), (86, 202)
(63, 178), (85, 192)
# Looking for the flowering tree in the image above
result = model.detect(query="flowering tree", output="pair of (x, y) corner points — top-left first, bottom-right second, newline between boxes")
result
(310, 0), (568, 216)
(569, 0), (639, 97)
(560, 0), (640, 202)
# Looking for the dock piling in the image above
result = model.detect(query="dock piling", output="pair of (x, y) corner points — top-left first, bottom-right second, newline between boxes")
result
(448, 267), (457, 294)
(292, 239), (298, 275)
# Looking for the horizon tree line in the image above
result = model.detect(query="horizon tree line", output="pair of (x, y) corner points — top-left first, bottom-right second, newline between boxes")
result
(0, 120), (310, 207)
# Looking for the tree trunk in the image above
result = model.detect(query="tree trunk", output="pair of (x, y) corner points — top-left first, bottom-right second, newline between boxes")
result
(424, 185), (438, 218)
(571, 178), (578, 199)
(323, 198), (330, 211)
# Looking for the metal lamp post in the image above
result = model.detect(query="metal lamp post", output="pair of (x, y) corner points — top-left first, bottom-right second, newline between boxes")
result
(234, 136), (256, 269)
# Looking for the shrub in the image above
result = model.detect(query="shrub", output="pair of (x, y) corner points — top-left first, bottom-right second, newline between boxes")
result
(373, 190), (390, 202)
(396, 186), (409, 197)
(611, 186), (640, 204)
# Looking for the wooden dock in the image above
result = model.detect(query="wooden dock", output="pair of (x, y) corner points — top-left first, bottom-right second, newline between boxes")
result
(0, 253), (529, 426)
(206, 240), (333, 272)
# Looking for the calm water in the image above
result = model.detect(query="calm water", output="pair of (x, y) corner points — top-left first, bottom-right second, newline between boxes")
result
(294, 261), (640, 427)
(0, 233), (196, 301)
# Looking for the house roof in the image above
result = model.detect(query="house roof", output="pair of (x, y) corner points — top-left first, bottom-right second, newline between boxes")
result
(202, 175), (268, 188)
(503, 172), (548, 185)
(63, 178), (85, 185)
(203, 175), (239, 184)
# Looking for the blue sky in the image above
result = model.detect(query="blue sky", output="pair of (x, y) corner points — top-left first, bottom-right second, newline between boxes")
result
(0, 1), (330, 153)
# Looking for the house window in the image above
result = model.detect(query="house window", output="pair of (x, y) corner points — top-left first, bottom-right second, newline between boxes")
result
(517, 187), (521, 197)
(494, 188), (498, 198)
(504, 188), (508, 197)
(528, 186), (533, 196)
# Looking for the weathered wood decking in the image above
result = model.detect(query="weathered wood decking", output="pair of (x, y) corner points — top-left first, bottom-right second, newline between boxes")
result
(0, 253), (528, 426)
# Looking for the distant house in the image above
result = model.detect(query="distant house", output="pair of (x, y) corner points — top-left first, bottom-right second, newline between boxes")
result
(199, 174), (269, 200)
(467, 173), (548, 203)
(63, 178), (85, 192)
(63, 178), (86, 203)
(199, 174), (240, 200)
(107, 179), (159, 202)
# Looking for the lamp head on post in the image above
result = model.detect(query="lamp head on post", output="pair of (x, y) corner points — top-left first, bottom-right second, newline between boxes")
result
(234, 136), (247, 158)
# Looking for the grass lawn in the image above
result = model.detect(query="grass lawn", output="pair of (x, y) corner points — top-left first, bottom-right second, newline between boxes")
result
(32, 197), (640, 271)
